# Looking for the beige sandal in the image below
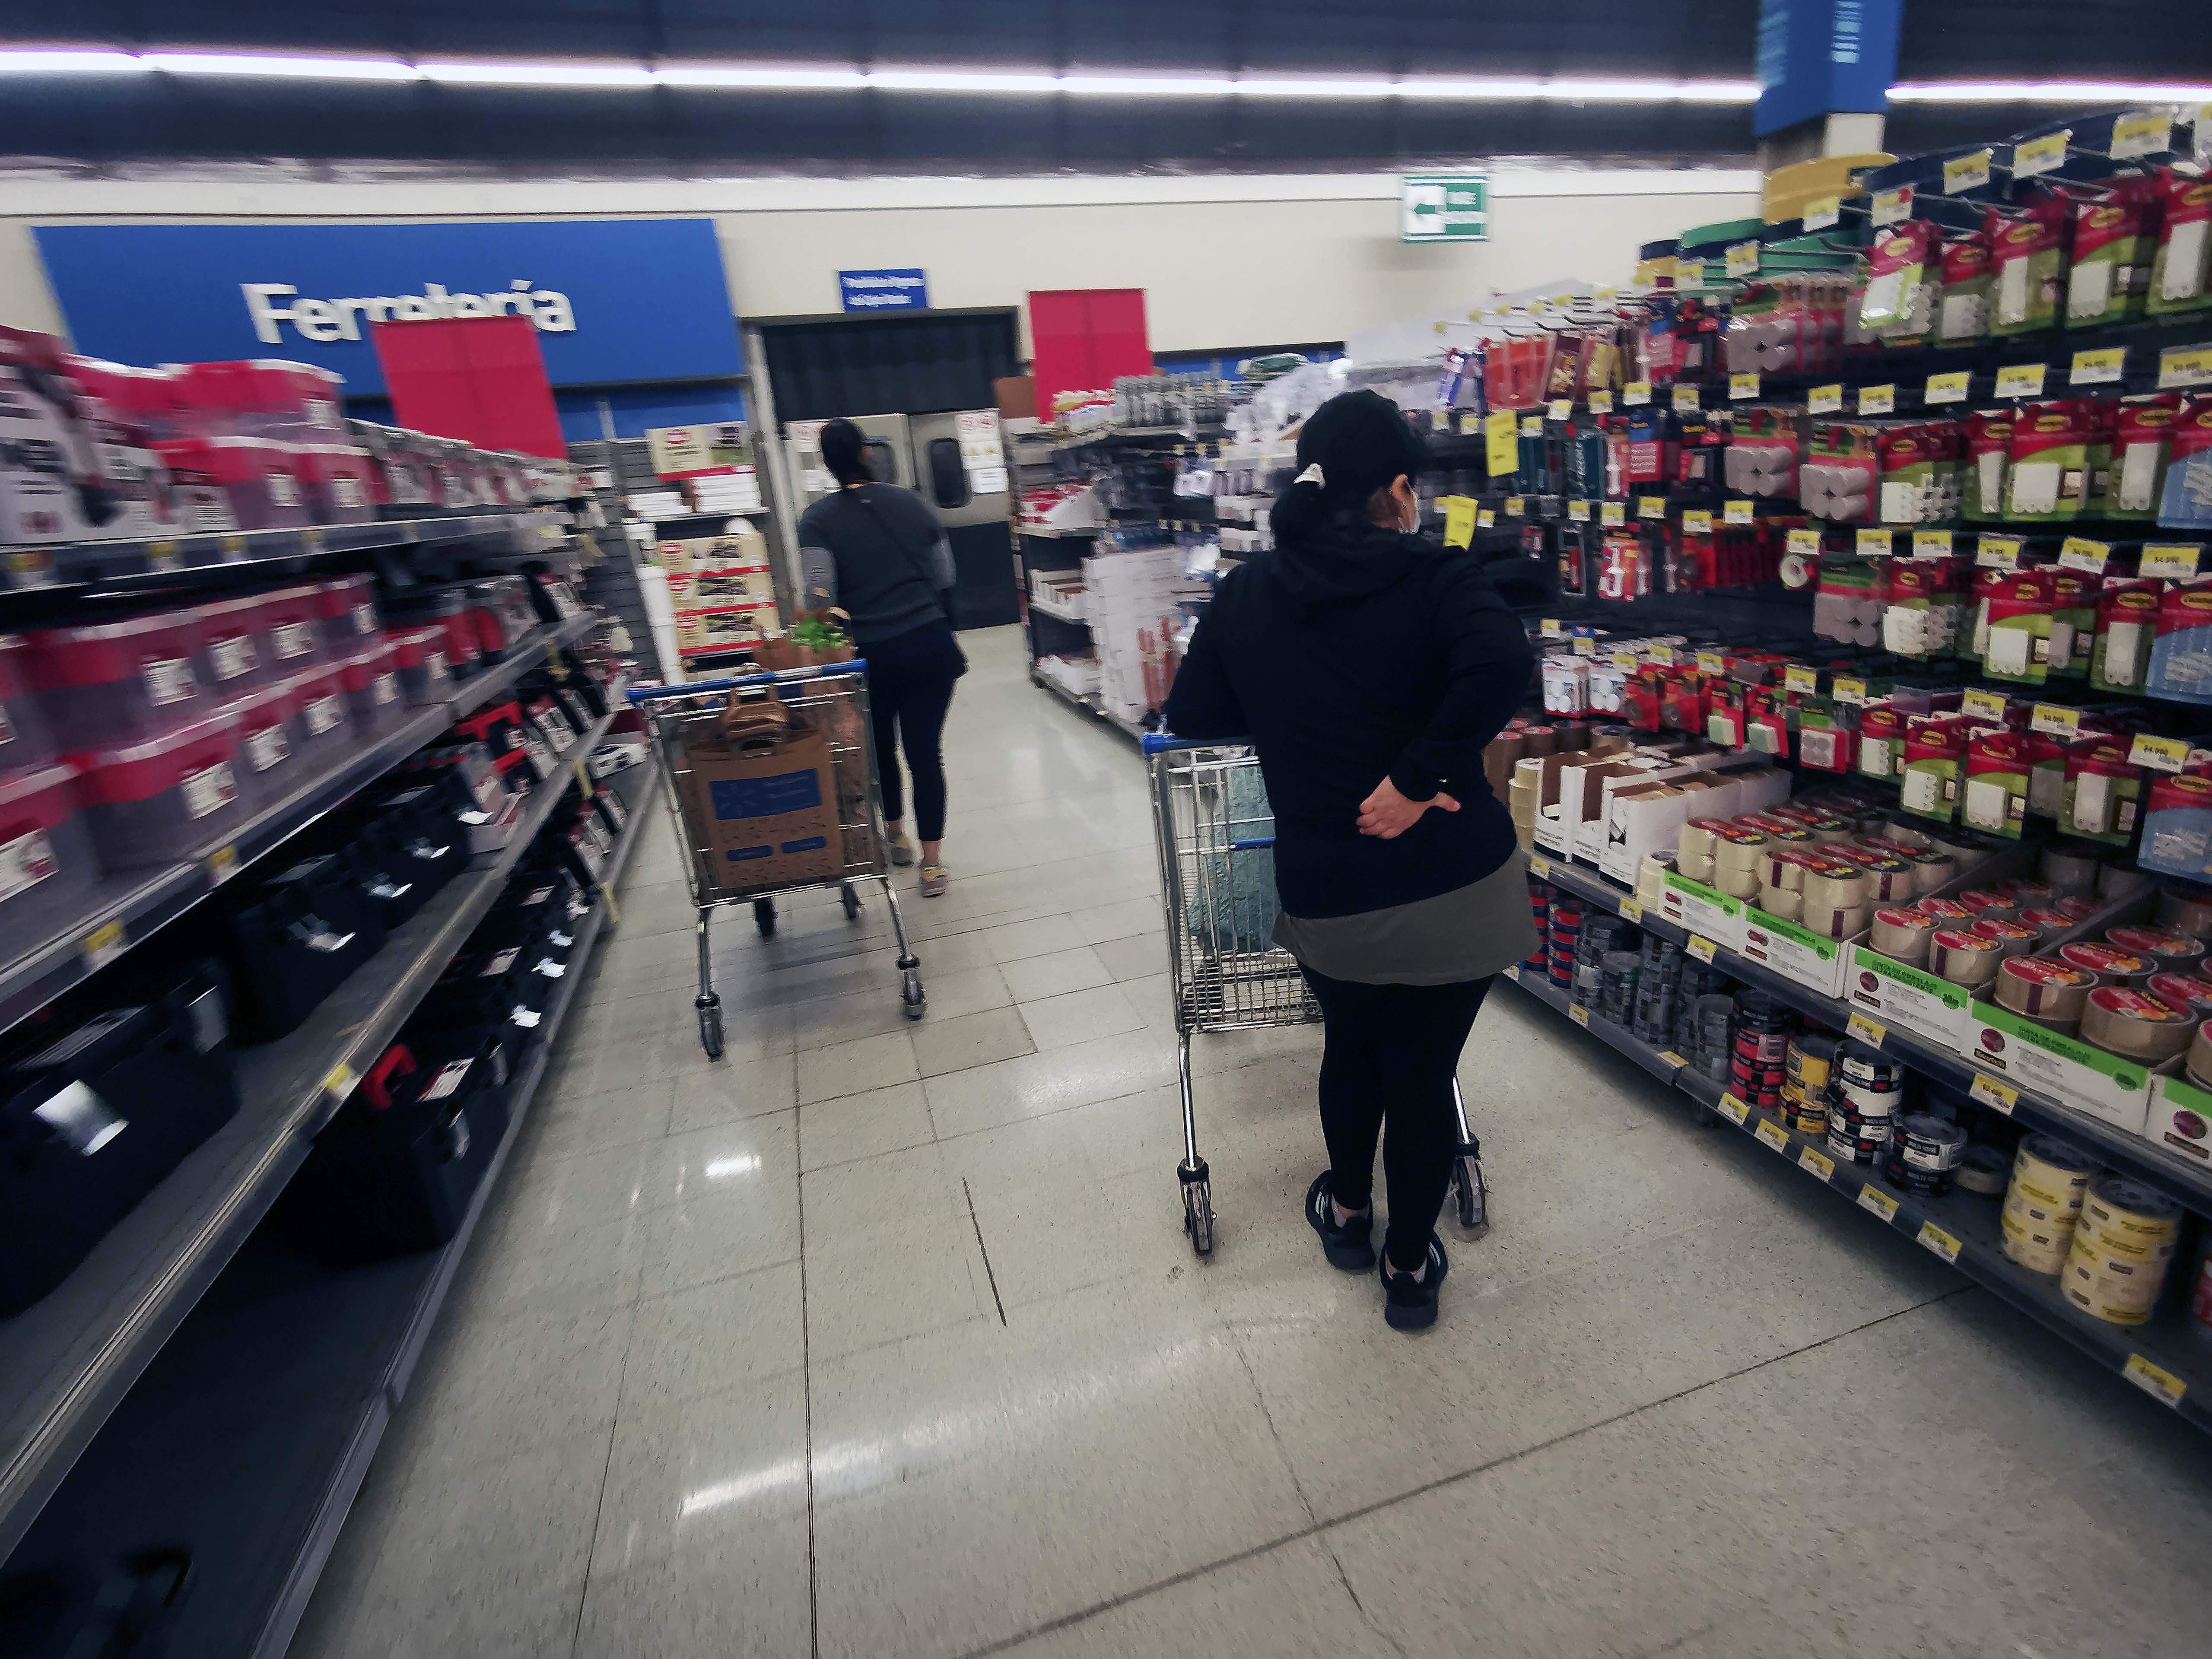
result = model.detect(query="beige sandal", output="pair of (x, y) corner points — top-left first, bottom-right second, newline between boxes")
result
(918, 864), (949, 898)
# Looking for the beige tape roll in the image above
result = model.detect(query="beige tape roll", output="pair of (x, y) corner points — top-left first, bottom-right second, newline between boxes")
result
(2108, 926), (2207, 972)
(1959, 889), (2023, 923)
(1676, 853), (1717, 885)
(2018, 906), (2073, 943)
(1716, 864), (1764, 899)
(1759, 885), (1805, 922)
(1845, 854), (1917, 904)
(1760, 848), (1818, 892)
(2063, 1248), (2168, 1324)
(2098, 864), (2153, 900)
(1803, 866), (1871, 914)
(1906, 850), (1958, 896)
(2190, 1019), (2212, 1089)
(2000, 1205), (2076, 1277)
(1713, 826), (1770, 875)
(2079, 988), (2197, 1062)
(2081, 1173), (2182, 1244)
(1677, 818), (1726, 862)
(2039, 847), (2101, 896)
(1924, 828), (1982, 863)
(1970, 918), (2039, 960)
(1870, 908), (1937, 963)
(2073, 1208), (2179, 1267)
(1999, 877), (2059, 905)
(1799, 900), (1869, 941)
(1916, 896), (1972, 923)
(2157, 883), (2212, 942)
(1993, 955), (2096, 1022)
(2011, 1134), (2097, 1214)
(1930, 929), (2003, 988)
(1881, 817), (1934, 850)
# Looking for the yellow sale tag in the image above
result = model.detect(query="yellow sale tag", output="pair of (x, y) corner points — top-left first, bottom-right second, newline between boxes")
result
(1802, 194), (1841, 230)
(1548, 398), (1574, 422)
(1595, 286), (1617, 302)
(1529, 855), (1553, 879)
(323, 1062), (357, 1100)
(1573, 636), (1595, 657)
(1638, 496), (1666, 521)
(299, 526), (325, 553)
(1911, 529), (1953, 557)
(1730, 372), (1760, 400)
(1506, 497), (1526, 517)
(1808, 384), (1845, 415)
(1994, 362), (2047, 399)
(1784, 664), (1819, 694)
(1623, 381), (1653, 407)
(1718, 1093), (1750, 1125)
(1798, 1146), (1836, 1181)
(2030, 704), (2080, 740)
(145, 540), (180, 571)
(1619, 899), (1644, 922)
(1540, 617), (1562, 639)
(207, 845), (239, 884)
(1725, 240), (1760, 279)
(2014, 129), (2068, 178)
(1687, 935), (1719, 964)
(1859, 384), (1896, 415)
(1682, 509), (1713, 534)
(219, 534), (246, 559)
(2123, 1353), (2187, 1408)
(1969, 1072), (2018, 1114)
(2130, 733), (2193, 773)
(1504, 965), (1521, 982)
(1725, 499), (1755, 526)
(1754, 1119), (1792, 1154)
(2140, 543), (2203, 581)
(1786, 528), (1821, 557)
(2113, 111), (2171, 159)
(1459, 411), (1481, 435)
(1942, 148), (1992, 195)
(1443, 496), (1478, 548)
(1431, 408), (1449, 431)
(1917, 1220), (1963, 1264)
(1872, 186), (1912, 226)
(1697, 651), (1726, 674)
(1569, 499), (1592, 523)
(2071, 346), (2126, 385)
(1834, 676), (1867, 703)
(2159, 345), (2212, 390)
(82, 919), (126, 971)
(1569, 1002), (1591, 1027)
(1846, 1011), (1888, 1049)
(1672, 385), (1702, 413)
(1962, 688), (2009, 723)
(1926, 370), (1970, 404)
(1977, 536), (2022, 570)
(1587, 390), (1615, 413)
(2058, 537), (2110, 573)
(1858, 528), (1895, 557)
(1477, 508), (1496, 528)
(1656, 1049), (1688, 1069)
(1612, 650), (1640, 669)
(1858, 1184), (1900, 1221)
(1602, 501), (1627, 527)
(1483, 413), (1516, 479)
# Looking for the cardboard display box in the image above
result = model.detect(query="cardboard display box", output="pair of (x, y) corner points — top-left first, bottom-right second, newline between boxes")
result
(679, 706), (843, 887)
(674, 603), (782, 657)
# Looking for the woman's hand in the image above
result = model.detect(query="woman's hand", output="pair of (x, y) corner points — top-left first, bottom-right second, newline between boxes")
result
(1357, 777), (1460, 839)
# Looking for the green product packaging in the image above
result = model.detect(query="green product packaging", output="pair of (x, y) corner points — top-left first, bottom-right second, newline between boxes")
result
(1961, 727), (2030, 838)
(1983, 568), (2058, 683)
(1962, 410), (2012, 521)
(2090, 578), (2159, 692)
(1987, 191), (2068, 337)
(1861, 219), (1937, 342)
(1899, 716), (1965, 823)
(2004, 400), (2091, 522)
(1857, 704), (1905, 781)
(1878, 558), (1961, 658)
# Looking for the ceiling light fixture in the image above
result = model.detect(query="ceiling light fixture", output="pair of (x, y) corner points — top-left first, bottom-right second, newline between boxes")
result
(416, 60), (657, 87)
(0, 49), (146, 74)
(140, 51), (421, 81)
(1887, 80), (2212, 102)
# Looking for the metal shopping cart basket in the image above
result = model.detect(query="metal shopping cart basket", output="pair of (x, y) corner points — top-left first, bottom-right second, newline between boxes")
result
(629, 661), (923, 1057)
(1144, 734), (1486, 1257)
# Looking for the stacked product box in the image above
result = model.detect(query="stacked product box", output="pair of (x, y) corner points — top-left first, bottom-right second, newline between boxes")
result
(652, 526), (782, 661)
(1088, 537), (1183, 726)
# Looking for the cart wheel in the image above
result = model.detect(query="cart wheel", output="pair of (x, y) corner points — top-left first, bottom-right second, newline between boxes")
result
(1451, 1151), (1489, 1236)
(1182, 1179), (1215, 1257)
(901, 967), (926, 1020)
(841, 881), (861, 920)
(753, 898), (776, 937)
(697, 1002), (724, 1059)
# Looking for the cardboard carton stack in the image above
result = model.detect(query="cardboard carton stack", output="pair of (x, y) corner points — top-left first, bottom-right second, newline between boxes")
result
(652, 525), (782, 660)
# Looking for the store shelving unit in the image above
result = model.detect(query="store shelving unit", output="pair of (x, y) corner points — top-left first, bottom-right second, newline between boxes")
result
(2, 758), (651, 1657)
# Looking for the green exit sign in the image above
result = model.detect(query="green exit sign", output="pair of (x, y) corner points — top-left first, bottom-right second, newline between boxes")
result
(1400, 175), (1489, 243)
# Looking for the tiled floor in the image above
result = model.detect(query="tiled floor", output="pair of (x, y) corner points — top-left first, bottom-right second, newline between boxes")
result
(294, 626), (2212, 1659)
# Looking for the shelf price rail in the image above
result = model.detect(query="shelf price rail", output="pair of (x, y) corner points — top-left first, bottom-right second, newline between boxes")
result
(1507, 852), (2212, 1430)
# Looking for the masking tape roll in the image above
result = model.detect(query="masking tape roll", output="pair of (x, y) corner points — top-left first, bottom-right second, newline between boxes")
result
(1957, 1143), (2010, 1196)
(1930, 928), (2003, 988)
(2001, 1206), (2077, 1276)
(1871, 907), (1937, 963)
(2011, 1134), (2097, 1214)
(2108, 925), (2206, 971)
(2080, 988), (2197, 1062)
(1994, 955), (2096, 1022)
(2063, 1246), (2168, 1323)
(2081, 1173), (2183, 1243)
(2073, 1208), (2179, 1267)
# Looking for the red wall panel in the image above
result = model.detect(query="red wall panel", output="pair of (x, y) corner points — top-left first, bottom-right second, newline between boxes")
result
(371, 314), (566, 458)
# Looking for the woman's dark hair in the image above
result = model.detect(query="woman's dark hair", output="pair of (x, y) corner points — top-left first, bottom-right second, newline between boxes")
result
(1268, 388), (1428, 543)
(820, 417), (873, 486)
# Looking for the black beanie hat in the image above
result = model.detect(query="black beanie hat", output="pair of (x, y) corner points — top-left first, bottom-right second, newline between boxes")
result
(1269, 389), (1427, 541)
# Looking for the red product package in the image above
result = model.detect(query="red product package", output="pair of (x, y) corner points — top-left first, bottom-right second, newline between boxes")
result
(2148, 166), (2212, 317)
(2067, 173), (2160, 326)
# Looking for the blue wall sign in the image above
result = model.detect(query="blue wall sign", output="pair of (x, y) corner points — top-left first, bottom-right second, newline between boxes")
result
(32, 218), (741, 397)
(838, 269), (928, 313)
(1754, 0), (1902, 137)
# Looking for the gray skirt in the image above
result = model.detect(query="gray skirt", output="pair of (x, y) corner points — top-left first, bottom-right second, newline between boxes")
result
(1272, 850), (1538, 987)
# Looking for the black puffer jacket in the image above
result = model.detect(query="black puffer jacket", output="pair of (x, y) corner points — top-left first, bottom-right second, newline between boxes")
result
(1161, 520), (1533, 920)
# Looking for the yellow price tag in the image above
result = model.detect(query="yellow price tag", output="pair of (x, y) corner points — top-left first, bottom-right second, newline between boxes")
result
(1802, 194), (1841, 231)
(1858, 1184), (1901, 1221)
(1602, 501), (1627, 527)
(1942, 148), (1992, 195)
(1430, 408), (1449, 432)
(219, 534), (246, 559)
(1443, 496), (1478, 549)
(1484, 409), (1519, 476)
(1587, 390), (1615, 413)
(1994, 363), (2046, 399)
(1672, 385), (1702, 413)
(1477, 508), (1496, 529)
(1569, 499), (1592, 523)
(1656, 1049), (1688, 1070)
(1808, 384), (1845, 415)
(207, 845), (239, 884)
(1798, 1146), (1836, 1181)
(1872, 186), (1913, 226)
(1504, 965), (1521, 983)
(145, 540), (181, 571)
(1754, 1119), (1792, 1153)
(1784, 664), (1819, 694)
(1962, 688), (2009, 724)
(1686, 935), (1719, 965)
(1977, 536), (2022, 570)
(1857, 528), (1895, 557)
(2071, 346), (2125, 386)
(1834, 676), (1867, 704)
(1618, 899), (1644, 922)
(1911, 529), (1953, 557)
(1786, 528), (1822, 557)
(1540, 617), (1563, 639)
(1622, 381), (1653, 407)
(1638, 496), (1667, 521)
(1697, 651), (1726, 675)
(2159, 345), (2212, 391)
(2140, 543), (2204, 581)
(2113, 111), (2171, 159)
(1729, 372), (1760, 401)
(1917, 1220), (1963, 1264)
(1845, 1011), (1887, 1049)
(1570, 635), (1596, 657)
(2015, 129), (2068, 178)
(1859, 384), (1896, 415)
(83, 919), (126, 971)
(1717, 1093), (1750, 1125)
(1612, 650), (1640, 669)
(1529, 855), (1554, 879)
(1725, 499), (1755, 526)
(2123, 1353), (2188, 1408)
(1926, 370), (1970, 405)
(1682, 509), (1713, 534)
(324, 1062), (357, 1100)
(1520, 416), (1544, 438)
(1548, 398), (1574, 423)
(299, 526), (325, 553)
(1569, 1003), (1591, 1027)
(1459, 411), (1481, 435)
(1969, 1072), (2018, 1114)
(2030, 704), (2080, 740)
(1725, 240), (1760, 280)
(2131, 734), (2194, 773)
(1506, 497), (1526, 517)
(2058, 537), (2110, 574)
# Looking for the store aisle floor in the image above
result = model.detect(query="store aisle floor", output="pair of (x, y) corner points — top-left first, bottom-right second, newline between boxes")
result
(294, 626), (2212, 1659)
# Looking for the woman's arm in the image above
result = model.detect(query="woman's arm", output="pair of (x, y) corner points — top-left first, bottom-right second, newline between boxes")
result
(800, 538), (839, 610)
(1386, 554), (1535, 801)
(1160, 588), (1248, 740)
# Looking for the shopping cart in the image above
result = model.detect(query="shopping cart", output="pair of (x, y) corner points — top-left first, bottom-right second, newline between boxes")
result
(1144, 734), (1486, 1257)
(629, 661), (923, 1057)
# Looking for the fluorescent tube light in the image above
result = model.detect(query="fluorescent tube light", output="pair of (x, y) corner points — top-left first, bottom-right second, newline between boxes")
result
(0, 49), (147, 74)
(417, 60), (657, 87)
(656, 64), (868, 89)
(1888, 80), (2212, 102)
(141, 51), (421, 81)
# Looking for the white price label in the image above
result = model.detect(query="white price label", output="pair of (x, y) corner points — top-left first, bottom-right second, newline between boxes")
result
(1686, 935), (1719, 964)
(1718, 1093), (1750, 1125)
(1845, 1012), (1887, 1049)
(1798, 1146), (1836, 1181)
(1858, 1184), (1900, 1222)
(1917, 1220), (1963, 1264)
(1969, 1073), (2018, 1114)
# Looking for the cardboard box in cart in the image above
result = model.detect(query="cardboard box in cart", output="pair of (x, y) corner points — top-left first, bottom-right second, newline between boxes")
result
(679, 710), (844, 888)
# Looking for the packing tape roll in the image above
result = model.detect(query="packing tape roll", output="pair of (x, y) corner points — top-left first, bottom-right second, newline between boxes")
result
(1994, 955), (2096, 1022)
(2149, 971), (2212, 1020)
(2108, 926), (2207, 971)
(1907, 851), (1958, 895)
(2056, 942), (2154, 987)
(1521, 725), (1560, 757)
(1678, 818), (1726, 862)
(1804, 866), (1871, 914)
(2080, 988), (2197, 1062)
(1716, 864), (1764, 899)
(1917, 896), (1972, 924)
(1999, 876), (2059, 905)
(2190, 1019), (2212, 1089)
(2001, 1206), (2077, 1275)
(1925, 828), (1981, 863)
(1970, 918), (2039, 959)
(1851, 855), (1917, 904)
(1713, 829), (1771, 876)
(2157, 883), (2212, 942)
(1960, 889), (2023, 922)
(1802, 901), (1870, 942)
(1676, 853), (1716, 884)
(1958, 1143), (2010, 1195)
(1930, 928), (2003, 988)
(2081, 1173), (2183, 1243)
(2012, 1133), (2097, 1214)
(2053, 896), (2099, 922)
(2039, 847), (2101, 896)
(1871, 908), (1937, 963)
(1759, 884), (1805, 921)
(1881, 817), (1935, 849)
(2018, 906), (2074, 943)
(1761, 848), (1819, 892)
(2098, 864), (2152, 900)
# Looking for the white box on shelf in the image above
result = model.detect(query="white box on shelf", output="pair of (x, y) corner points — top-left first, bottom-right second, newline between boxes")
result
(1962, 1000), (2156, 1136)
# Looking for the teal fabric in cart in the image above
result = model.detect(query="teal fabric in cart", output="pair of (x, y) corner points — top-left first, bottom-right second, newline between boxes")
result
(1186, 765), (1282, 952)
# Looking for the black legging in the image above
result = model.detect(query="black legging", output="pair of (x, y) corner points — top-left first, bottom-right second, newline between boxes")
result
(864, 619), (962, 843)
(1302, 966), (1493, 1272)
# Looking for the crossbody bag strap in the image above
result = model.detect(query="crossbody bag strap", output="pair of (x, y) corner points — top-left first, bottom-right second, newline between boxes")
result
(850, 488), (951, 623)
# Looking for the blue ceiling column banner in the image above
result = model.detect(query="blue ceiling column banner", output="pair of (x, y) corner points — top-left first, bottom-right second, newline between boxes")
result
(31, 217), (741, 397)
(1754, 0), (1903, 138)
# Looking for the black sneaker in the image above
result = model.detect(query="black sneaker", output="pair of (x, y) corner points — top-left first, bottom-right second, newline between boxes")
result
(1380, 1233), (1449, 1331)
(1305, 1173), (1376, 1272)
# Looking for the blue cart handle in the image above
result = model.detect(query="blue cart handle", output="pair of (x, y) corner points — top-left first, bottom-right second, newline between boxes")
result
(1140, 731), (1252, 756)
(629, 659), (870, 703)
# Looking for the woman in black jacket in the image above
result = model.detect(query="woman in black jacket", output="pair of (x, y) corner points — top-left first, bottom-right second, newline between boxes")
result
(1160, 390), (1536, 1330)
